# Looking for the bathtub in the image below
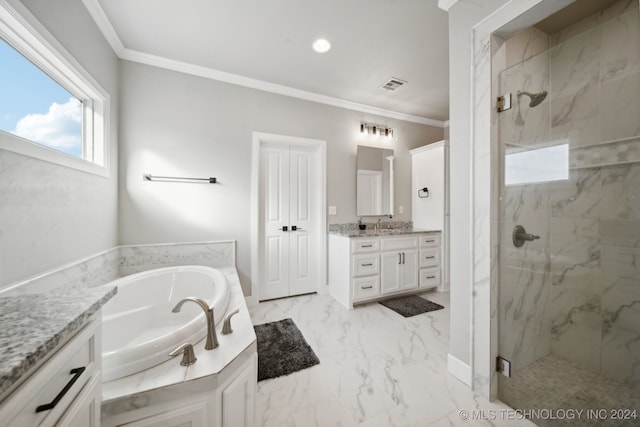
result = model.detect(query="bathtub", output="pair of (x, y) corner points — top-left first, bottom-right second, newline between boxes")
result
(101, 265), (230, 382)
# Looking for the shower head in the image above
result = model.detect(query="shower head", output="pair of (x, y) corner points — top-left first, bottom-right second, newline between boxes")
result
(517, 90), (548, 107)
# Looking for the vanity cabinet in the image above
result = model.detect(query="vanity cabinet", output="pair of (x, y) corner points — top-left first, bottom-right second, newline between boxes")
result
(0, 315), (101, 427)
(329, 232), (441, 309)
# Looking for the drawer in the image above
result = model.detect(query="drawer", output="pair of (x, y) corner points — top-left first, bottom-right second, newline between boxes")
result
(419, 234), (441, 248)
(420, 268), (441, 289)
(380, 236), (418, 251)
(419, 248), (440, 268)
(353, 276), (380, 301)
(352, 254), (380, 277)
(4, 316), (99, 427)
(352, 239), (379, 253)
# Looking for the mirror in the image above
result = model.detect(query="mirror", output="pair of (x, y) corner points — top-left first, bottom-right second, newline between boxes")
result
(356, 145), (394, 216)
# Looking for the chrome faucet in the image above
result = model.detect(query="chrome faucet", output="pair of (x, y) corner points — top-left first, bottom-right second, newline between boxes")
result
(172, 297), (219, 350)
(377, 218), (382, 230)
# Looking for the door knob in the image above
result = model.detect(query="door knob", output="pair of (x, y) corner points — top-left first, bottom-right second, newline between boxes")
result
(513, 225), (540, 247)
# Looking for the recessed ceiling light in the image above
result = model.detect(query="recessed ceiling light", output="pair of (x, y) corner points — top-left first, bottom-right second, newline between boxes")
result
(312, 38), (331, 53)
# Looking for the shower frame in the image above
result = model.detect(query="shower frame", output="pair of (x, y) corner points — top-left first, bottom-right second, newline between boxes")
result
(467, 0), (576, 401)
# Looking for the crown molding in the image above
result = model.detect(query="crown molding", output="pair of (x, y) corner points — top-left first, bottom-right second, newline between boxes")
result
(82, 0), (447, 128)
(81, 0), (124, 55)
(121, 48), (445, 127)
(438, 0), (459, 12)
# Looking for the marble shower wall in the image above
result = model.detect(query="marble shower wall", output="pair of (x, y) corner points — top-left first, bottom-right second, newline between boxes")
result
(497, 0), (640, 390)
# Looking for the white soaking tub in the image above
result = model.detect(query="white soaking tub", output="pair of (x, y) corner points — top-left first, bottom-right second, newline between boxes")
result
(101, 265), (230, 381)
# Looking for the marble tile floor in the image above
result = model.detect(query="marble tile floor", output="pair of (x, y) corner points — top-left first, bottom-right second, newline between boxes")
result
(500, 355), (640, 427)
(249, 291), (536, 427)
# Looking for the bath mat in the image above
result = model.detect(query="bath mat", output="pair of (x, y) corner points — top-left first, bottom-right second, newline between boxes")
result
(379, 295), (444, 317)
(253, 318), (320, 381)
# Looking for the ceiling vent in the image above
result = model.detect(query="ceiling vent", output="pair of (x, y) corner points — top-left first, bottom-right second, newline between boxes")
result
(381, 77), (407, 91)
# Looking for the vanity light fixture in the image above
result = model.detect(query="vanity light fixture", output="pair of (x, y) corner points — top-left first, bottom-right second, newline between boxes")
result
(360, 122), (394, 140)
(312, 38), (331, 53)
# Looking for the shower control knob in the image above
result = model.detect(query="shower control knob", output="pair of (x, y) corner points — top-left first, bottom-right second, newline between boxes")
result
(513, 225), (540, 248)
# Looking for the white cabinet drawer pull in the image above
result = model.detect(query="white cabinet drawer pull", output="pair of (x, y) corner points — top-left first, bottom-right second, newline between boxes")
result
(361, 285), (374, 289)
(35, 366), (86, 413)
(427, 275), (436, 279)
(361, 244), (373, 248)
(361, 263), (373, 267)
(425, 240), (435, 243)
(425, 256), (435, 259)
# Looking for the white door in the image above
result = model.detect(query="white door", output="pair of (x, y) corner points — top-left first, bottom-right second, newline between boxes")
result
(260, 143), (319, 300)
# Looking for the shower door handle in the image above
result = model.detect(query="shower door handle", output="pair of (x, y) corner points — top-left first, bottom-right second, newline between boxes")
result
(513, 225), (539, 247)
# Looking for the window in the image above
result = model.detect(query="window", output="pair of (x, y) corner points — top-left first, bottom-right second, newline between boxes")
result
(505, 143), (569, 186)
(0, 1), (109, 176)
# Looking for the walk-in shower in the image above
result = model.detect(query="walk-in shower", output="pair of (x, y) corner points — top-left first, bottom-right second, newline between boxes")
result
(493, 0), (640, 425)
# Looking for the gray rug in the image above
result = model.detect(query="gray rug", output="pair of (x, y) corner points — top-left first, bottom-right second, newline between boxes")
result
(379, 295), (444, 317)
(254, 318), (320, 381)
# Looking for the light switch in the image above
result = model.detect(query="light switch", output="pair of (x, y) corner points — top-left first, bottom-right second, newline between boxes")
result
(399, 205), (404, 214)
(328, 206), (337, 215)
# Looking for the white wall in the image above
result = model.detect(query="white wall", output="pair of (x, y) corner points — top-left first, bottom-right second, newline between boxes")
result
(0, 0), (119, 289)
(118, 60), (444, 296)
(447, 0), (508, 377)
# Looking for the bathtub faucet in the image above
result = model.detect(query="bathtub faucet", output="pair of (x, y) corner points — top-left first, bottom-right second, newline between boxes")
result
(172, 297), (219, 350)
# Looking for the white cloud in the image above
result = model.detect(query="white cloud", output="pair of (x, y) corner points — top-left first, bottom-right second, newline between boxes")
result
(14, 98), (82, 150)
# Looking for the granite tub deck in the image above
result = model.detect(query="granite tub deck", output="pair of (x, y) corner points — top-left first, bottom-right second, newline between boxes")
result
(0, 285), (117, 402)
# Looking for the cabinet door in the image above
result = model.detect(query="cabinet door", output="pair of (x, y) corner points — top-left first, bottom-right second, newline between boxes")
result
(399, 249), (419, 291)
(380, 251), (401, 294)
(56, 374), (100, 427)
(222, 354), (257, 427)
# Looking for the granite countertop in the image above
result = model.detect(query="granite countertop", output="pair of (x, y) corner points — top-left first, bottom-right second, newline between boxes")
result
(329, 228), (441, 238)
(0, 285), (117, 401)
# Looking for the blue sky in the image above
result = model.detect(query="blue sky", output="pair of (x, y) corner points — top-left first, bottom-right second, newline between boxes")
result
(0, 38), (82, 157)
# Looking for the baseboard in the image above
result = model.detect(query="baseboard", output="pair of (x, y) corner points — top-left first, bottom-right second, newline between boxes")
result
(448, 353), (472, 386)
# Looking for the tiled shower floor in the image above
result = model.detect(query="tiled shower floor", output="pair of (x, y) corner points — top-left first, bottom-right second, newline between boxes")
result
(249, 291), (535, 427)
(500, 355), (640, 427)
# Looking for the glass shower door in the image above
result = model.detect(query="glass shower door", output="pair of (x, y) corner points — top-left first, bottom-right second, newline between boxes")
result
(496, 1), (640, 424)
